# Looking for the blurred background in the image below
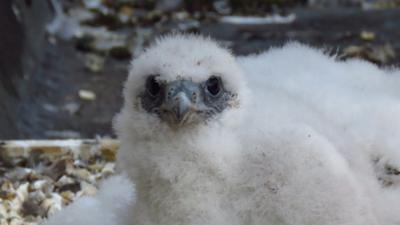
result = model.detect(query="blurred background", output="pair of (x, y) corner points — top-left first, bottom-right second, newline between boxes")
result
(1, 0), (400, 139)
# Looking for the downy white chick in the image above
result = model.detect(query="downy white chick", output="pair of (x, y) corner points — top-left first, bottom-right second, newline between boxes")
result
(114, 34), (400, 225)
(43, 34), (400, 225)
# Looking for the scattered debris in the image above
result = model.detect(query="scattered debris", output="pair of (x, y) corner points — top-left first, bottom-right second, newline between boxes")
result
(85, 53), (105, 73)
(220, 14), (296, 25)
(78, 90), (96, 101)
(340, 44), (396, 65)
(74, 29), (132, 55)
(360, 30), (375, 41)
(118, 5), (135, 23)
(362, 0), (400, 10)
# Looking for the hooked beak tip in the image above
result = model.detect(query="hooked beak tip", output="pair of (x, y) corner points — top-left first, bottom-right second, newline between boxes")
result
(173, 92), (191, 123)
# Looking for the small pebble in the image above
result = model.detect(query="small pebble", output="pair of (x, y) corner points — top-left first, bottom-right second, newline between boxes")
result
(79, 90), (96, 101)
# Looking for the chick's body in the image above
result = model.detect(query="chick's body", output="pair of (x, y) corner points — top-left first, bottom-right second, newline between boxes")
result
(114, 35), (400, 225)
(116, 111), (377, 225)
(43, 34), (400, 225)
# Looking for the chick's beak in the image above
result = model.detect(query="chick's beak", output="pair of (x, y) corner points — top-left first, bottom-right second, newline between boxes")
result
(173, 92), (191, 122)
(161, 80), (200, 126)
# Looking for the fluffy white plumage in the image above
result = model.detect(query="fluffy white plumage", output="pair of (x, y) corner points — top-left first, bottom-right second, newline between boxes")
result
(44, 34), (400, 225)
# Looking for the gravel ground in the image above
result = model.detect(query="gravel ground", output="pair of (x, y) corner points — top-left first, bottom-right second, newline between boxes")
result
(0, 139), (118, 224)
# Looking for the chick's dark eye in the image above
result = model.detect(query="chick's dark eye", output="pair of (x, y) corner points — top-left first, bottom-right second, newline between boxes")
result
(206, 76), (221, 96)
(146, 76), (161, 97)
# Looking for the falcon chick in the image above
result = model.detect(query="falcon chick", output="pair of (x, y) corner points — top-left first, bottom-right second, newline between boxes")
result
(114, 34), (400, 225)
(44, 34), (400, 225)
